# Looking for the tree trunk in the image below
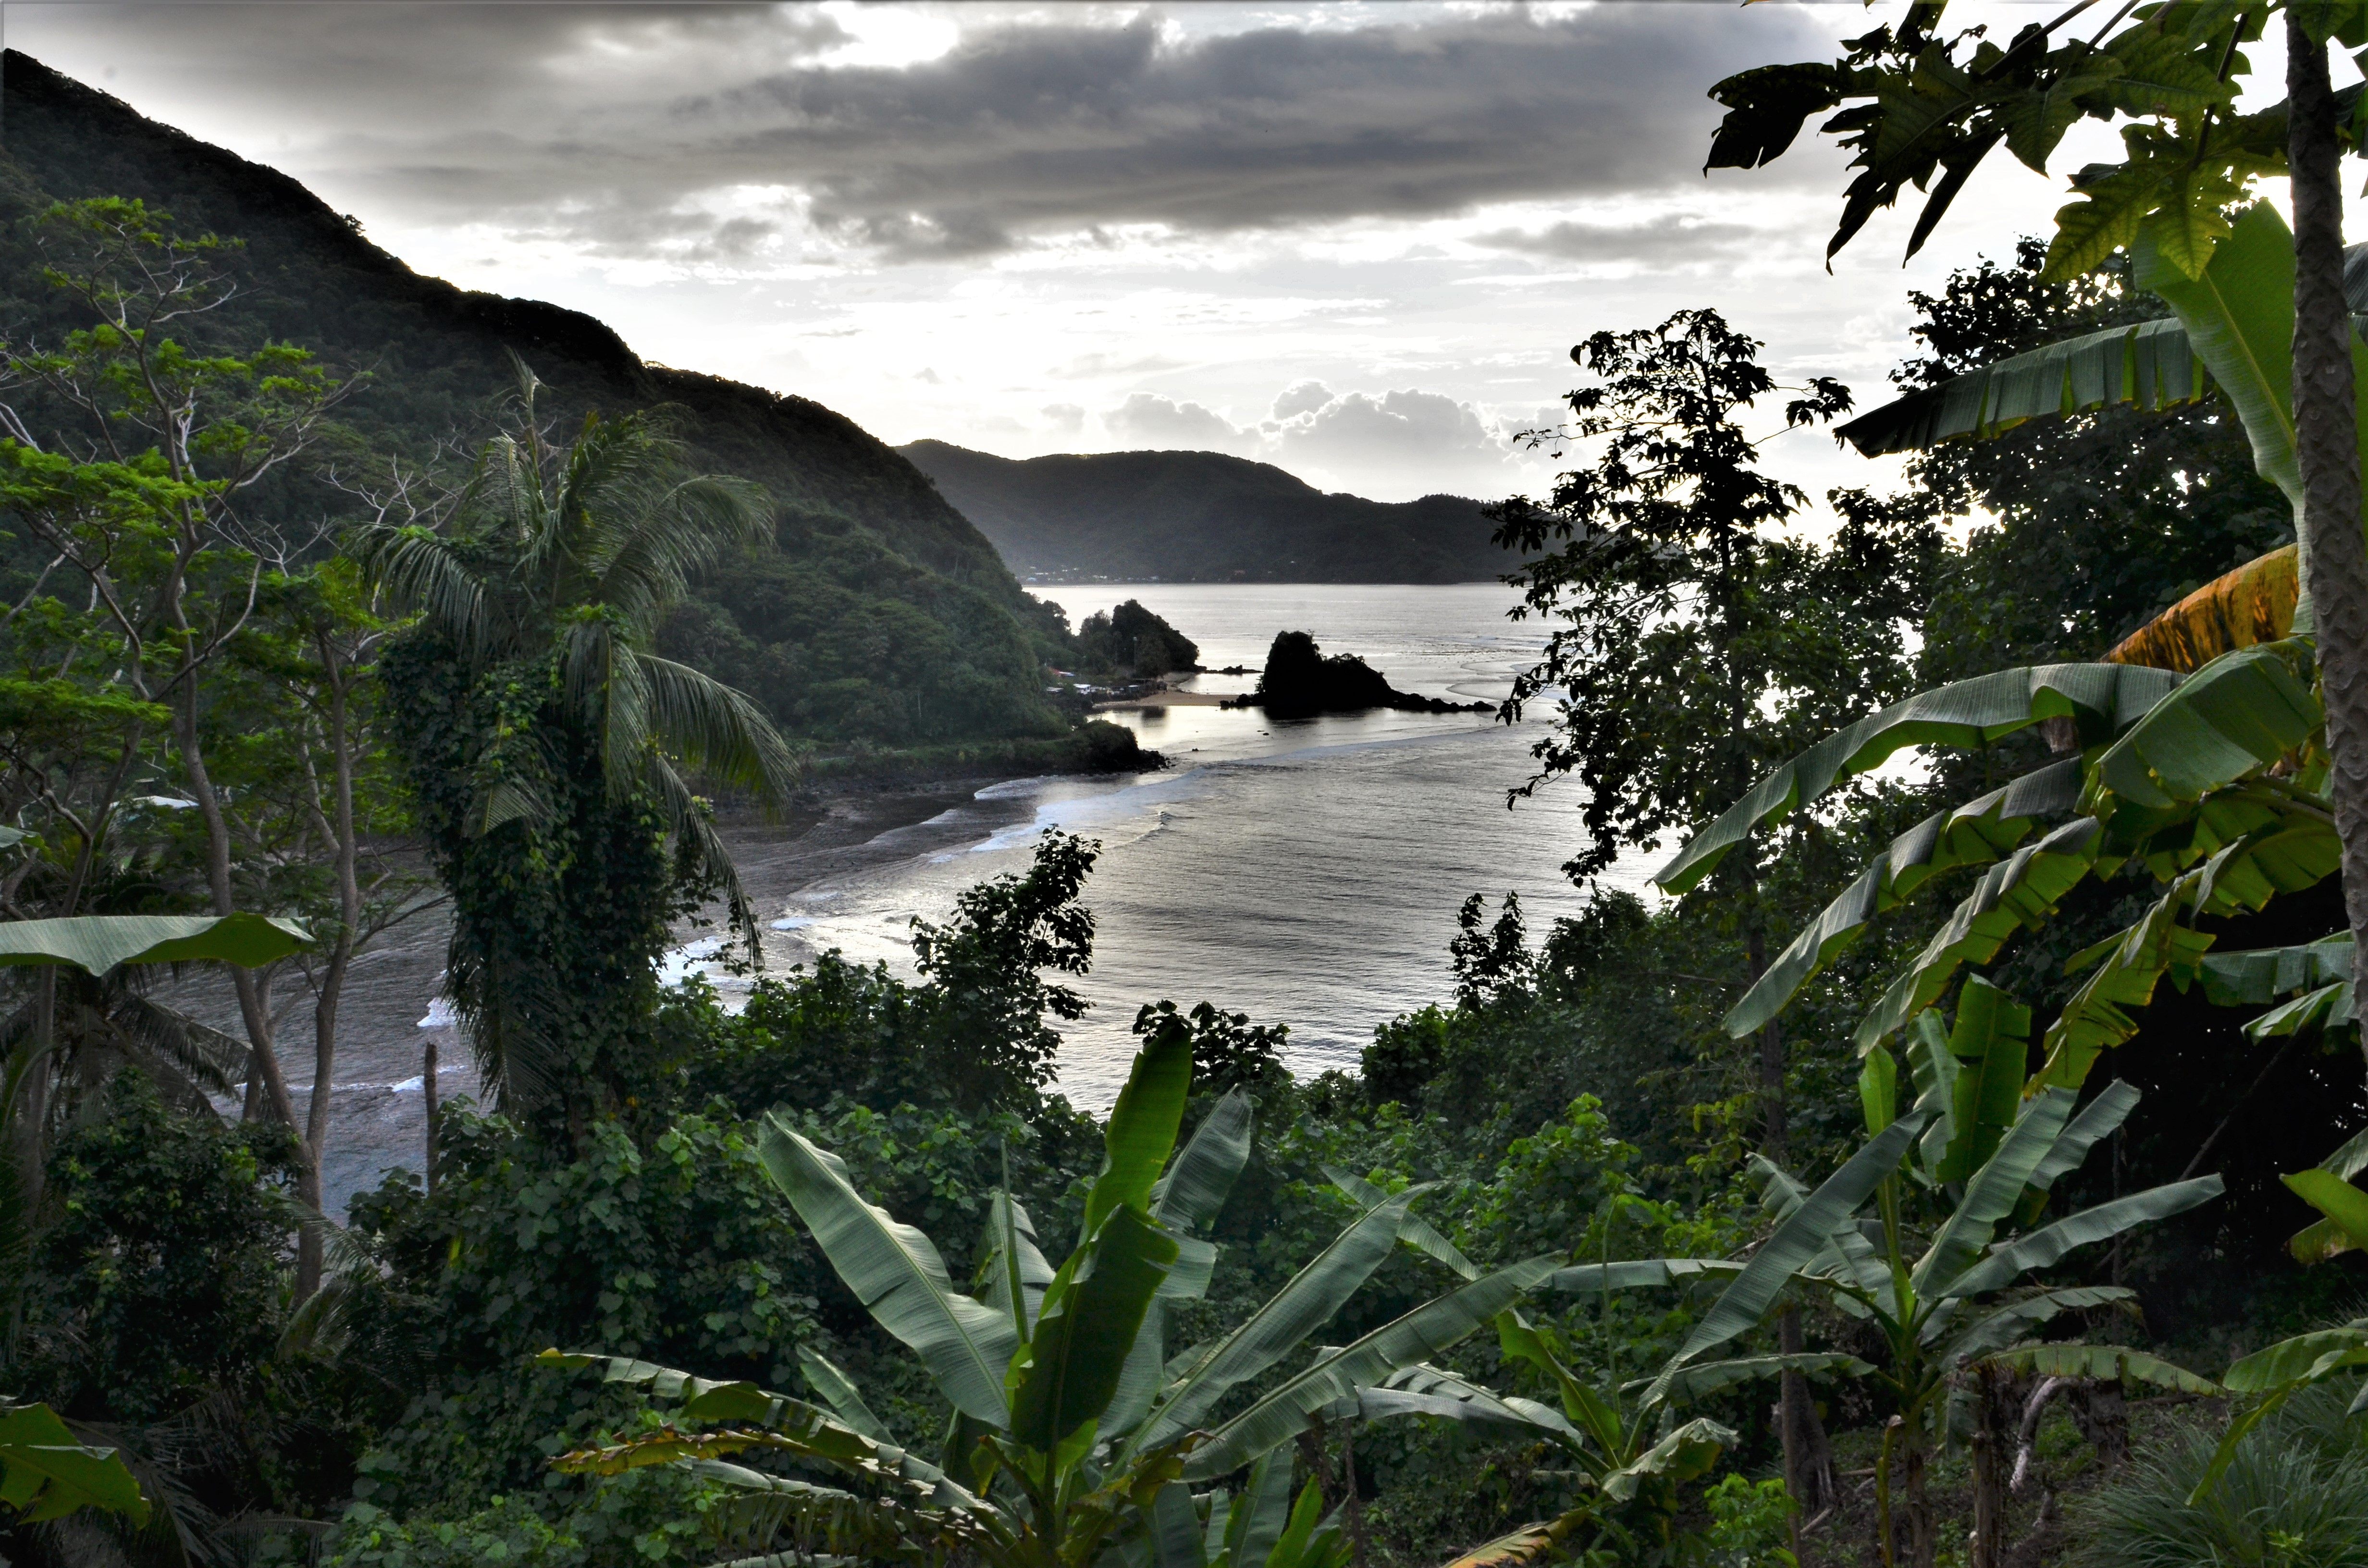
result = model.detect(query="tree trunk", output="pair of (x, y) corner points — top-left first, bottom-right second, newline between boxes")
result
(1748, 910), (1837, 1526)
(423, 1034), (440, 1193)
(1968, 1365), (2015, 1568)
(2290, 10), (2368, 1073)
(1340, 1419), (1370, 1568)
(1903, 1412), (1935, 1568)
(296, 655), (364, 1300)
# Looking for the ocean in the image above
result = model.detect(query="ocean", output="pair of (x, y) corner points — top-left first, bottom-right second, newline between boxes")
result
(744, 582), (1653, 1107)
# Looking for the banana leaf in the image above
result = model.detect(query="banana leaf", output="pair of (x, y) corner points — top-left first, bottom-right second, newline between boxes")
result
(1156, 1089), (1254, 1235)
(1350, 1364), (1578, 1443)
(1933, 979), (2036, 1185)
(0, 1402), (148, 1526)
(1438, 1522), (1564, 1568)
(1149, 1482), (1206, 1568)
(2023, 1080), (2142, 1200)
(2103, 546), (2297, 672)
(1979, 1341), (2220, 1396)
(1655, 668), (2176, 896)
(1327, 1166), (1479, 1280)
(2198, 932), (2354, 1004)
(2282, 1169), (2368, 1261)
(1223, 1448), (1297, 1568)
(1927, 1286), (2136, 1363)
(1854, 818), (2102, 1052)
(1082, 1028), (1194, 1245)
(1914, 1091), (2078, 1298)
(758, 1117), (1020, 1427)
(0, 912), (311, 975)
(1648, 1352), (1875, 1404)
(1132, 1189), (1416, 1453)
(2087, 640), (2319, 810)
(1182, 1256), (1558, 1479)
(1011, 1205), (1179, 1450)
(1544, 1259), (1743, 1294)
(1836, 315), (2209, 457)
(1727, 760), (2082, 1037)
(1600, 1417), (1733, 1504)
(797, 1348), (890, 1443)
(1659, 1114), (1926, 1379)
(1942, 1176), (2224, 1299)
(2037, 829), (2340, 1090)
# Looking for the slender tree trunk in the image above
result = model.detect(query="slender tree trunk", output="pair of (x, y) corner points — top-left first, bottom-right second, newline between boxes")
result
(2291, 10), (2368, 1073)
(1746, 892), (1837, 1530)
(423, 1033), (439, 1194)
(1903, 1415), (1934, 1568)
(297, 659), (363, 1298)
(1340, 1420), (1369, 1568)
(176, 677), (299, 1130)
(1968, 1366), (2010, 1568)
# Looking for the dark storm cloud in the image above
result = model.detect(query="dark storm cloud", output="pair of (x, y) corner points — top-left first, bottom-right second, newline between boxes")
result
(19, 3), (1839, 262)
(1473, 212), (1765, 265)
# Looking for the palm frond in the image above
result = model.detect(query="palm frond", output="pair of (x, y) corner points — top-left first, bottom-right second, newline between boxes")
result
(351, 523), (494, 662)
(446, 944), (564, 1114)
(637, 654), (802, 803)
(647, 756), (760, 948)
(111, 992), (247, 1099)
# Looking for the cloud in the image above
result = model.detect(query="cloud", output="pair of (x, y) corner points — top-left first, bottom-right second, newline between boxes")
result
(1042, 403), (1086, 437)
(1474, 212), (1763, 265)
(1271, 388), (1504, 496)
(17, 4), (1839, 264)
(1104, 392), (1253, 453)
(1271, 380), (1333, 420)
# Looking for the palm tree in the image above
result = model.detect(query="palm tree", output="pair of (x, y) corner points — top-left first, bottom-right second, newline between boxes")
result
(359, 363), (801, 1132)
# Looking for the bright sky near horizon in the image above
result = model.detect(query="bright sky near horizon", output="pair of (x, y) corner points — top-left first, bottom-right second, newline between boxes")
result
(2, 2), (2298, 510)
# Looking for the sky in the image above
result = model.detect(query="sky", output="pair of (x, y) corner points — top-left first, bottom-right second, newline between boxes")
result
(1, 1), (2235, 508)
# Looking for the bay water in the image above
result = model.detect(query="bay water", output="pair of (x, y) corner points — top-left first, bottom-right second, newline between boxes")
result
(745, 583), (1653, 1107)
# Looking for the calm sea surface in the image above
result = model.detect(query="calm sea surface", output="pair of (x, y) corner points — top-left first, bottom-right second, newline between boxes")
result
(740, 583), (1654, 1108)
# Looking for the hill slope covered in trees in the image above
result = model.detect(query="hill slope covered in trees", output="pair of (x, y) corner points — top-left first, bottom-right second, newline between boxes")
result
(899, 440), (1513, 582)
(0, 50), (1083, 753)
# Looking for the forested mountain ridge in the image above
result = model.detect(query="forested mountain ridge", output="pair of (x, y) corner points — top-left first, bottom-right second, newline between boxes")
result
(900, 439), (1514, 582)
(0, 50), (1078, 750)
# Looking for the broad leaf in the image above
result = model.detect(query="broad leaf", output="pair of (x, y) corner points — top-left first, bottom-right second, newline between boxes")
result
(1545, 1259), (1742, 1294)
(1150, 1482), (1206, 1568)
(1011, 1205), (1178, 1451)
(1928, 1286), (2136, 1363)
(2104, 546), (2297, 672)
(2282, 1169), (2368, 1260)
(1328, 1166), (1480, 1280)
(1914, 1090), (2077, 1297)
(2023, 1080), (2142, 1200)
(1728, 760), (2081, 1037)
(1980, 1341), (2220, 1396)
(1157, 1089), (1255, 1235)
(1837, 316), (2209, 457)
(1655, 669), (2174, 896)
(1084, 1027), (1195, 1244)
(1183, 1257), (1557, 1480)
(1934, 979), (2035, 1185)
(1663, 1114), (1925, 1377)
(1944, 1176), (2224, 1298)
(1600, 1417), (1733, 1504)
(0, 912), (311, 976)
(1855, 818), (2101, 1051)
(0, 1402), (148, 1526)
(758, 1117), (1020, 1427)
(797, 1347), (890, 1442)
(2135, 202), (2301, 514)
(2198, 932), (2354, 1005)
(2088, 640), (2319, 810)
(1650, 1352), (1876, 1404)
(1134, 1190), (1416, 1454)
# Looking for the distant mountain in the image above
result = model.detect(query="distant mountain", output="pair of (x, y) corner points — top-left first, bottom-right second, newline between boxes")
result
(0, 52), (1080, 753)
(899, 441), (1516, 584)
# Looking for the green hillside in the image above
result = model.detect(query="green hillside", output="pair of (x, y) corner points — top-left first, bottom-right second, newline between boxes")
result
(0, 51), (1082, 753)
(900, 439), (1513, 583)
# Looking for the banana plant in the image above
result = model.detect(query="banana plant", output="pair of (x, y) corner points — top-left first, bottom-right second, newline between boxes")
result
(547, 1024), (1555, 1568)
(1135, 1447), (1350, 1568)
(1528, 1026), (2223, 1568)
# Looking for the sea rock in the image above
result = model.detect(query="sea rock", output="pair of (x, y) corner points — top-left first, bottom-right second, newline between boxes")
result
(1229, 630), (1493, 718)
